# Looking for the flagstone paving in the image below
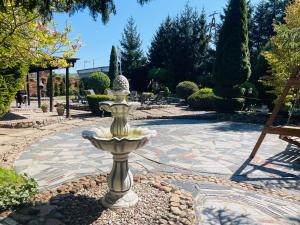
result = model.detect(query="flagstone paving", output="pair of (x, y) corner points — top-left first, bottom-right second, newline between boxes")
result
(13, 118), (300, 224)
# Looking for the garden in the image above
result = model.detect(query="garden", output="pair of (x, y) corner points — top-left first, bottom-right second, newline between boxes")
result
(0, 0), (299, 225)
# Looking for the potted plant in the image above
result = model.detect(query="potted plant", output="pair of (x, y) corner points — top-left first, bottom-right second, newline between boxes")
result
(41, 103), (48, 113)
(55, 103), (65, 116)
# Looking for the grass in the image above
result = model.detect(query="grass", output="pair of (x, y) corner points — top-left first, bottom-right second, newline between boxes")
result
(0, 168), (25, 187)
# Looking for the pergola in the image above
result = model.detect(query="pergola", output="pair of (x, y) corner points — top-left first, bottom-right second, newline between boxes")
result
(27, 58), (79, 118)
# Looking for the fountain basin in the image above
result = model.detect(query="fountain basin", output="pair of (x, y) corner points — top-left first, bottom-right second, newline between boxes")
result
(82, 127), (156, 154)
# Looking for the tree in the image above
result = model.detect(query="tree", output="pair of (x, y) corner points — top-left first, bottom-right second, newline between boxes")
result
(108, 45), (118, 84)
(261, 0), (300, 98)
(54, 82), (60, 96)
(60, 81), (66, 96)
(87, 72), (110, 94)
(0, 0), (152, 24)
(148, 5), (211, 90)
(46, 74), (53, 97)
(213, 0), (251, 112)
(120, 17), (146, 88)
(0, 3), (80, 116)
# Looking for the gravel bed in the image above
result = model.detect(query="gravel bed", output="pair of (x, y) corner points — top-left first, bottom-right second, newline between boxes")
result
(58, 183), (169, 225)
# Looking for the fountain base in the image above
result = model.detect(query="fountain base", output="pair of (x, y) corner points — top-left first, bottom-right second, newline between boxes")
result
(102, 190), (138, 208)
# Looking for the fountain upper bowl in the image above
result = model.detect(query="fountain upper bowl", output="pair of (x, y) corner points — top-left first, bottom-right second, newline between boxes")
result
(82, 127), (156, 154)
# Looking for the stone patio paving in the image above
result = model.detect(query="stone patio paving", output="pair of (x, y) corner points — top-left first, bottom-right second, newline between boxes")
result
(14, 119), (300, 224)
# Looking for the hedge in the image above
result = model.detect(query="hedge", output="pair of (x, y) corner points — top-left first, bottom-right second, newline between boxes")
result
(87, 94), (115, 115)
(176, 81), (199, 100)
(187, 88), (216, 111)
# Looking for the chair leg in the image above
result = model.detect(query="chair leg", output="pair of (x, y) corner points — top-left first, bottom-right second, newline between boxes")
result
(250, 132), (267, 159)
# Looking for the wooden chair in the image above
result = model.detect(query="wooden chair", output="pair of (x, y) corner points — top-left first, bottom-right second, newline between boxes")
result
(250, 67), (300, 158)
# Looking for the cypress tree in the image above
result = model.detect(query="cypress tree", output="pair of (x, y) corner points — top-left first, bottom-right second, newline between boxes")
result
(46, 75), (53, 97)
(54, 82), (59, 96)
(60, 80), (66, 96)
(108, 45), (118, 84)
(214, 0), (251, 112)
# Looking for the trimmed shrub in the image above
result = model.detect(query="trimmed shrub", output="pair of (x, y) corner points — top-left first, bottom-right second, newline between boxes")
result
(0, 168), (38, 210)
(87, 94), (115, 115)
(176, 81), (199, 100)
(87, 72), (110, 94)
(213, 97), (245, 113)
(187, 88), (216, 111)
(0, 65), (28, 118)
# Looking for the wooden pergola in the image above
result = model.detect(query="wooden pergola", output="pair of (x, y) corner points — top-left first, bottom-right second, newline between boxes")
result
(27, 58), (79, 118)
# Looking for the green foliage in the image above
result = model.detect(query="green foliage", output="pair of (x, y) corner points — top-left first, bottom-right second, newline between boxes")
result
(176, 81), (199, 100)
(108, 45), (118, 84)
(86, 94), (115, 115)
(261, 0), (300, 98)
(60, 81), (66, 96)
(213, 97), (245, 113)
(54, 82), (59, 96)
(87, 72), (110, 94)
(0, 65), (28, 117)
(148, 68), (174, 89)
(120, 17), (146, 87)
(163, 86), (171, 96)
(187, 88), (216, 111)
(214, 0), (250, 112)
(46, 75), (53, 97)
(0, 168), (38, 210)
(0, 0), (152, 24)
(148, 5), (211, 89)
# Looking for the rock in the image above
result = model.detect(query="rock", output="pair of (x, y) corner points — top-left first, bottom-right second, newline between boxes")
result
(170, 194), (180, 203)
(3, 218), (18, 225)
(19, 207), (40, 216)
(179, 205), (187, 210)
(170, 201), (180, 207)
(159, 218), (168, 224)
(44, 218), (65, 225)
(162, 186), (172, 193)
(11, 214), (33, 223)
(170, 207), (182, 216)
(28, 219), (40, 225)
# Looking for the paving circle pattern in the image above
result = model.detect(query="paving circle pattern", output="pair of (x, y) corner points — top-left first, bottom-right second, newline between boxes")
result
(15, 119), (298, 191)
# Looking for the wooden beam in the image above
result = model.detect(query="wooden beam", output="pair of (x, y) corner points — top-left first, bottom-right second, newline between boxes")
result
(37, 71), (41, 108)
(66, 67), (70, 118)
(49, 69), (53, 112)
(263, 126), (300, 137)
(26, 74), (30, 105)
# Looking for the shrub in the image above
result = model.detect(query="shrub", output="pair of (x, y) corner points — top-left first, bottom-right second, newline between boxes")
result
(187, 88), (216, 111)
(176, 81), (199, 100)
(0, 168), (38, 210)
(163, 86), (171, 96)
(213, 97), (245, 113)
(0, 65), (28, 118)
(87, 72), (110, 94)
(87, 94), (115, 115)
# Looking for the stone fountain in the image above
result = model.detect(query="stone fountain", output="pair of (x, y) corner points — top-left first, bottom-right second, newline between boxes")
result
(82, 75), (156, 208)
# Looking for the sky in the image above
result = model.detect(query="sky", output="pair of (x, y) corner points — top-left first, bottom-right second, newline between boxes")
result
(54, 0), (261, 73)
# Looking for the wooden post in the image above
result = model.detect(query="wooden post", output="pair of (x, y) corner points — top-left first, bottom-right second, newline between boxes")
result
(37, 71), (41, 108)
(49, 69), (53, 112)
(26, 74), (30, 105)
(66, 67), (70, 118)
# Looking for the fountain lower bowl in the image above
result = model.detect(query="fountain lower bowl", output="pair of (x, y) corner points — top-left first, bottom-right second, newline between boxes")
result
(82, 127), (156, 153)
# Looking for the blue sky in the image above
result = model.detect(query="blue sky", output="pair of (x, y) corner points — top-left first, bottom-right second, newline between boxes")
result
(54, 0), (261, 73)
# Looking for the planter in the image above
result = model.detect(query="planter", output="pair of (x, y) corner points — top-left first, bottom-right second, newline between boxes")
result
(41, 106), (48, 113)
(56, 107), (65, 116)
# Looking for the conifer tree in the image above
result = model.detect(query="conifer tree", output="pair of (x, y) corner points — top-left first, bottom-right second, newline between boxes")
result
(60, 80), (66, 96)
(54, 82), (59, 96)
(120, 17), (146, 89)
(108, 45), (118, 84)
(214, 0), (251, 112)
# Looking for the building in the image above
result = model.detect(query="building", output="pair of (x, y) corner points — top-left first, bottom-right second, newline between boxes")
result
(77, 66), (109, 80)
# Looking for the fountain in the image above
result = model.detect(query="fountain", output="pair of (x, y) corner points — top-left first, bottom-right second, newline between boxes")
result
(82, 75), (156, 208)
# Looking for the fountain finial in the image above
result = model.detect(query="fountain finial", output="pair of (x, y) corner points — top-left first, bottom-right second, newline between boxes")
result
(113, 75), (130, 103)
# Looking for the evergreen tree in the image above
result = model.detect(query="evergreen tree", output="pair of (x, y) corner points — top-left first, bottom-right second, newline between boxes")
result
(148, 5), (211, 90)
(120, 17), (146, 89)
(108, 45), (118, 84)
(46, 74), (53, 97)
(54, 82), (59, 96)
(214, 0), (251, 112)
(60, 80), (66, 96)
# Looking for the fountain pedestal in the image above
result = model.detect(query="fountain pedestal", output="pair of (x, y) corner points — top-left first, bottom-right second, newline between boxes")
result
(102, 153), (138, 208)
